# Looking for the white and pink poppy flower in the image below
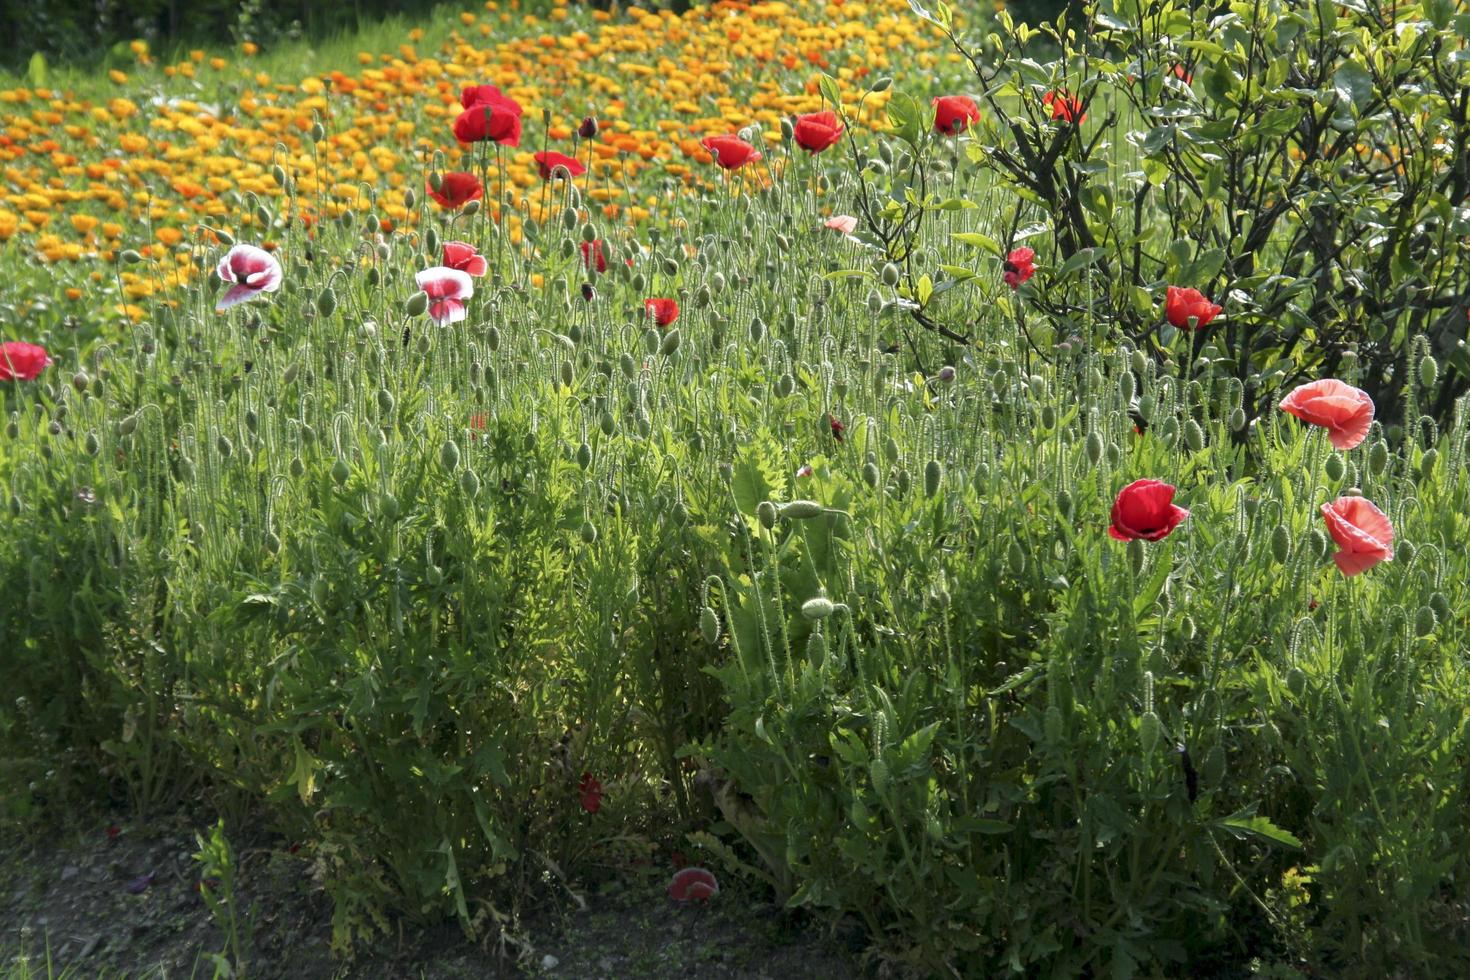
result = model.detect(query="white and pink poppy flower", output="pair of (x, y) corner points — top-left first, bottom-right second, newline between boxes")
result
(668, 867), (719, 903)
(415, 266), (474, 325)
(824, 214), (859, 235)
(442, 241), (488, 278)
(215, 244), (283, 312)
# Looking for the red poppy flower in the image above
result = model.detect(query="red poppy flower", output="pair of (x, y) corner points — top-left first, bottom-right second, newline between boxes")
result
(644, 298), (679, 326)
(427, 171), (483, 210)
(829, 415), (845, 442)
(453, 85), (523, 146)
(932, 95), (981, 135)
(701, 134), (763, 170)
(1109, 479), (1190, 541)
(580, 239), (607, 273)
(1320, 496), (1394, 576)
(442, 241), (488, 278)
(1043, 90), (1086, 124)
(792, 110), (844, 153)
(1164, 286), (1222, 330)
(668, 867), (719, 902)
(578, 772), (603, 814)
(1170, 63), (1194, 84)
(534, 150), (586, 180)
(0, 341), (53, 381)
(1003, 247), (1035, 289)
(1279, 379), (1374, 450)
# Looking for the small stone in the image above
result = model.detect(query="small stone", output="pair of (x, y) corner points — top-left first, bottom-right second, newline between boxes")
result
(61, 865), (80, 880)
(541, 954), (560, 971)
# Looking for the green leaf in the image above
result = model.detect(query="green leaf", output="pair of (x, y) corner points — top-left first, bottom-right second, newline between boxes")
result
(817, 74), (841, 110)
(1333, 61), (1373, 113)
(953, 231), (1002, 256)
(1057, 247), (1104, 278)
(1219, 813), (1302, 849)
(26, 51), (48, 87)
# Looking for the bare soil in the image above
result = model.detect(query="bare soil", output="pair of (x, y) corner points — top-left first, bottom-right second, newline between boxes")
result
(0, 815), (867, 979)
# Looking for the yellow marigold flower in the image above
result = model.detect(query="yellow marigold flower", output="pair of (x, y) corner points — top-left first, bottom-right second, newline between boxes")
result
(130, 40), (148, 56)
(102, 222), (123, 239)
(210, 58), (227, 70)
(108, 70), (129, 85)
(113, 303), (146, 322)
(242, 42), (259, 56)
(460, 11), (477, 23)
(65, 287), (83, 300)
(70, 214), (99, 235)
(190, 49), (205, 63)
(156, 227), (184, 246)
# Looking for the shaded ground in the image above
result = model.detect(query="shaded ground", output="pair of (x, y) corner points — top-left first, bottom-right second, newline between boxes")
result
(0, 815), (867, 979)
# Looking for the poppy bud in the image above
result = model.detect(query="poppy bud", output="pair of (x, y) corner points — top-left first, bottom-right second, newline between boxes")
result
(1043, 705), (1064, 743)
(779, 117), (795, 142)
(1270, 525), (1290, 564)
(405, 291), (429, 316)
(271, 164), (289, 186)
(924, 459), (943, 498)
(1184, 419), (1204, 452)
(775, 374), (795, 398)
(1040, 405), (1057, 430)
(485, 327), (501, 351)
(1420, 448), (1438, 479)
(459, 469), (480, 496)
(255, 204), (272, 226)
(862, 462), (881, 488)
(807, 630), (827, 667)
(365, 267), (381, 287)
(1399, 540), (1417, 563)
(880, 263), (900, 286)
(779, 500), (825, 520)
(560, 359), (574, 387)
(1368, 441), (1388, 475)
(1418, 354), (1438, 389)
(579, 116), (598, 139)
(1084, 431), (1103, 465)
(440, 439), (461, 472)
(462, 199), (482, 216)
(750, 318), (765, 343)
(580, 223), (597, 243)
(1229, 407), (1247, 431)
(1130, 349), (1147, 376)
(700, 606), (721, 645)
(1286, 667), (1306, 697)
(380, 493), (400, 520)
(317, 287), (337, 317)
(575, 442), (592, 470)
(1414, 605), (1437, 637)
(309, 121), (326, 143)
(120, 249), (144, 264)
(1158, 417), (1178, 445)
(580, 521), (598, 544)
(1324, 453), (1346, 482)
(884, 436), (900, 463)
(896, 469), (911, 496)
(756, 501), (778, 529)
(801, 595), (835, 620)
(659, 329), (681, 356)
(938, 365), (956, 383)
(377, 389), (395, 417)
(581, 282), (596, 302)
(1309, 528), (1329, 559)
(871, 76), (892, 92)
(1430, 591), (1451, 620)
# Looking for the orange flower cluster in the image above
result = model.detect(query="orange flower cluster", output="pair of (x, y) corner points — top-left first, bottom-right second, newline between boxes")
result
(0, 0), (943, 316)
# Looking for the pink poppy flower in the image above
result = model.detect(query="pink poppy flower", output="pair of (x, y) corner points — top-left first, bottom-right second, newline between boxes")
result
(215, 243), (282, 312)
(1320, 496), (1394, 576)
(0, 341), (52, 381)
(668, 867), (719, 902)
(442, 241), (488, 278)
(1279, 379), (1374, 450)
(415, 267), (474, 326)
(824, 214), (858, 234)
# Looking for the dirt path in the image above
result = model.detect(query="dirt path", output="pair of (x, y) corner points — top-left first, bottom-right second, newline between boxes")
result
(1, 816), (866, 979)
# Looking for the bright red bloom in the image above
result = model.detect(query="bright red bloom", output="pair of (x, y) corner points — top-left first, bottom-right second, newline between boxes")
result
(1109, 479), (1190, 541)
(0, 341), (53, 381)
(580, 239), (608, 273)
(932, 95), (981, 135)
(1279, 379), (1375, 450)
(215, 243), (282, 312)
(644, 298), (679, 326)
(534, 150), (586, 180)
(1170, 63), (1194, 84)
(1165, 286), (1222, 330)
(453, 85), (523, 146)
(668, 867), (719, 902)
(1003, 247), (1035, 289)
(1043, 90), (1087, 124)
(427, 172), (483, 210)
(701, 134), (763, 170)
(792, 110), (844, 153)
(578, 772), (603, 814)
(829, 415), (845, 442)
(442, 241), (488, 278)
(1320, 496), (1394, 576)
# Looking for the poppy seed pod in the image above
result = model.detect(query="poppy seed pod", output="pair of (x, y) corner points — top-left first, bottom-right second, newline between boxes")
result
(871, 76), (892, 92)
(756, 500), (778, 529)
(779, 500), (825, 520)
(120, 249), (144, 265)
